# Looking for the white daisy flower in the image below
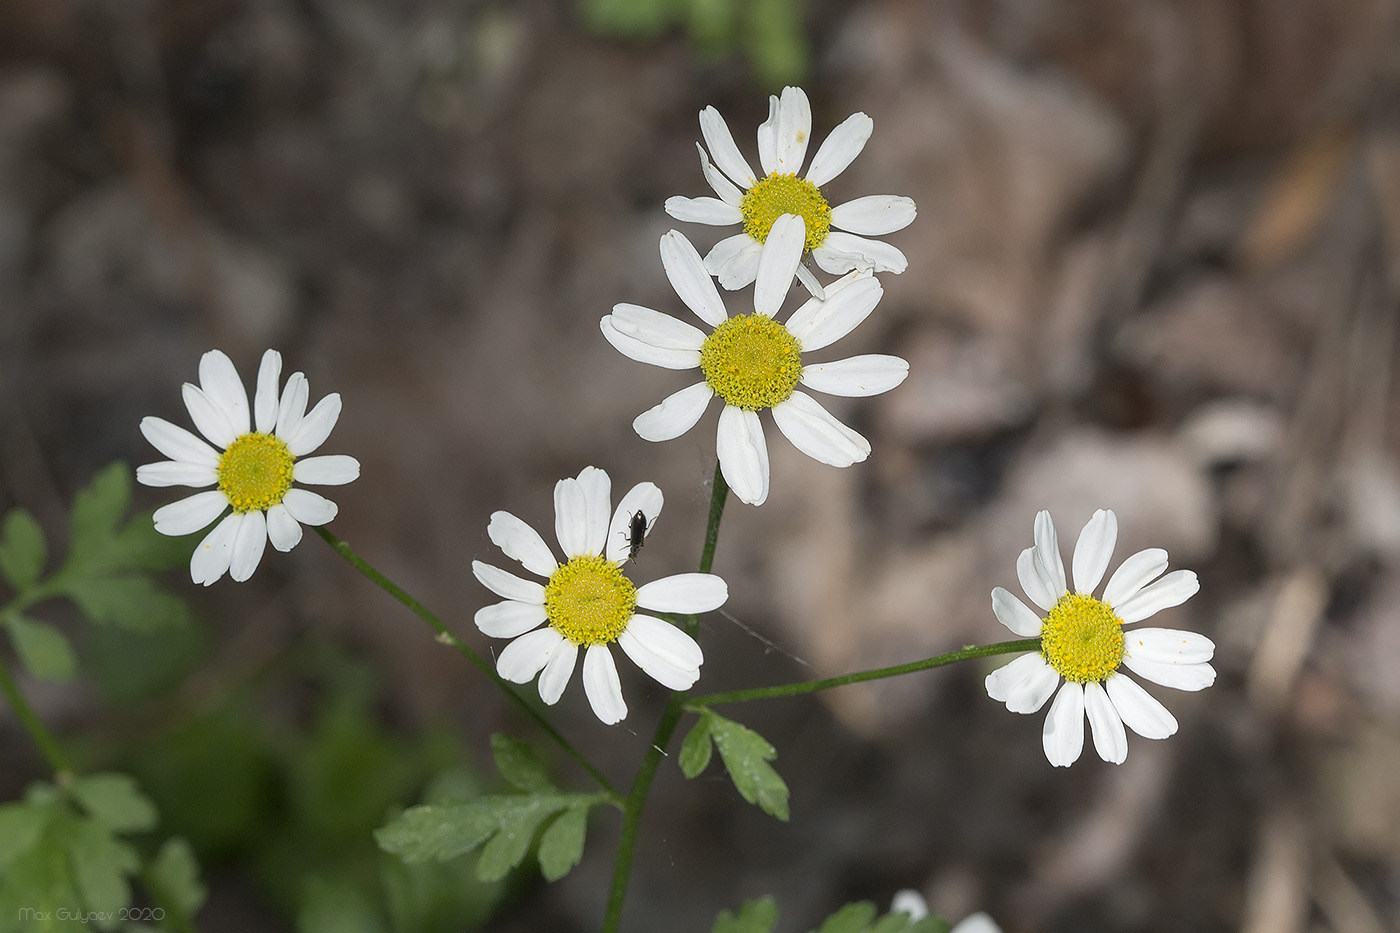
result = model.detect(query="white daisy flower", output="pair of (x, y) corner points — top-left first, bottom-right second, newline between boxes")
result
(472, 466), (727, 725)
(601, 229), (909, 506)
(665, 85), (916, 297)
(985, 509), (1216, 767)
(137, 349), (360, 586)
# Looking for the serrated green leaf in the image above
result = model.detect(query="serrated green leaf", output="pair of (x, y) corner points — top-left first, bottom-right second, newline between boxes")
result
(0, 801), (50, 869)
(679, 716), (714, 778)
(8, 615), (77, 681)
(147, 837), (206, 917)
(63, 575), (187, 631)
(70, 463), (132, 557)
(713, 895), (779, 933)
(536, 805), (588, 882)
(64, 817), (140, 921)
(474, 817), (535, 883)
(703, 711), (790, 821)
(70, 774), (158, 833)
(375, 804), (499, 864)
(0, 509), (46, 591)
(814, 901), (879, 933)
(489, 734), (554, 793)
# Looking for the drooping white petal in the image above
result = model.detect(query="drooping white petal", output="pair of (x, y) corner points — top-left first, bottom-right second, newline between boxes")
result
(1083, 681), (1128, 764)
(283, 393), (341, 457)
(619, 629), (698, 691)
(136, 461), (217, 488)
(661, 230), (728, 328)
(583, 644), (627, 724)
(497, 627), (563, 684)
(486, 511), (558, 578)
(229, 508), (268, 583)
(704, 235), (763, 290)
(190, 512), (241, 586)
(985, 653), (1048, 704)
(716, 406), (769, 506)
(474, 600), (549, 639)
(601, 304), (706, 369)
(771, 86), (811, 174)
(538, 639), (578, 705)
(633, 383), (714, 443)
(1105, 672), (1178, 739)
(471, 560), (546, 604)
(139, 416), (220, 468)
(949, 913), (1003, 933)
(812, 232), (909, 275)
(1125, 627), (1215, 665)
(293, 455), (360, 486)
(1122, 656), (1216, 692)
(1103, 548), (1168, 607)
(1042, 682), (1085, 767)
(782, 274), (883, 352)
(752, 213), (805, 318)
(699, 105), (758, 188)
(991, 586), (1045, 637)
(619, 615), (703, 690)
(695, 142), (744, 205)
(799, 354), (908, 398)
(198, 349), (250, 436)
(280, 488), (338, 526)
(805, 111), (872, 187)
(275, 372), (309, 441)
(182, 383), (237, 449)
(830, 195), (917, 235)
(756, 94), (779, 175)
(607, 482), (664, 563)
(771, 391), (870, 467)
(636, 573), (728, 613)
(1016, 547), (1059, 612)
(664, 196), (742, 226)
(1006, 659), (1061, 714)
(576, 466), (613, 557)
(153, 491), (229, 536)
(1072, 509), (1118, 595)
(265, 503), (302, 552)
(553, 476), (590, 559)
(1115, 570), (1199, 624)
(254, 349), (282, 434)
(1032, 511), (1068, 599)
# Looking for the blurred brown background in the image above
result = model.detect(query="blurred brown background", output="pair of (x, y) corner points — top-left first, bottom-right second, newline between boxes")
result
(2, 0), (1400, 931)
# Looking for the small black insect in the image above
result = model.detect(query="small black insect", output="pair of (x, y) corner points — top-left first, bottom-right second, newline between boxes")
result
(623, 510), (650, 562)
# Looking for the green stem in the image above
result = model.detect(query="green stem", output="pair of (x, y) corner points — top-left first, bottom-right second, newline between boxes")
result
(313, 526), (616, 797)
(688, 638), (1043, 708)
(0, 651), (74, 776)
(602, 462), (729, 933)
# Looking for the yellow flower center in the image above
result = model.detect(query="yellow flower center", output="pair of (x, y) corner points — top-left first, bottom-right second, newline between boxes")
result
(1039, 592), (1125, 684)
(740, 173), (831, 251)
(217, 432), (294, 513)
(544, 555), (637, 647)
(699, 313), (803, 411)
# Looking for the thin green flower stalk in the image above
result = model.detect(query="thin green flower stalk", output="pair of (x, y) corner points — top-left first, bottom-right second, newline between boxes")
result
(0, 650), (74, 777)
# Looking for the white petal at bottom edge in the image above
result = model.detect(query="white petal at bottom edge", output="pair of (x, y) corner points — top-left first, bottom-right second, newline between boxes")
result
(619, 625), (699, 691)
(281, 488), (338, 526)
(474, 600), (549, 639)
(228, 509), (268, 582)
(716, 406), (769, 506)
(266, 503), (303, 552)
(633, 383), (713, 442)
(153, 490), (229, 536)
(190, 512), (241, 586)
(635, 574), (727, 613)
(889, 890), (928, 921)
(1121, 655), (1216, 691)
(1042, 682), (1085, 767)
(538, 639), (579, 705)
(1105, 672), (1177, 739)
(771, 392), (870, 467)
(950, 914), (1004, 933)
(984, 652), (1047, 704)
(497, 628), (564, 684)
(583, 644), (627, 724)
(1083, 681), (1127, 764)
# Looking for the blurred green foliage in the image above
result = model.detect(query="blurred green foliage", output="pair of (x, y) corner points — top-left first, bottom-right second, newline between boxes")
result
(712, 896), (955, 933)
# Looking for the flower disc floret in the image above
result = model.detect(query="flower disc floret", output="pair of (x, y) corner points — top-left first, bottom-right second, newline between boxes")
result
(699, 313), (803, 411)
(217, 432), (294, 513)
(740, 173), (831, 251)
(1040, 592), (1125, 684)
(544, 554), (637, 647)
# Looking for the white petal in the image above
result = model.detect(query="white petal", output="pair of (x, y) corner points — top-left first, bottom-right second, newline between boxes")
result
(624, 614), (703, 668)
(889, 890), (928, 921)
(607, 482), (664, 563)
(198, 350), (250, 436)
(229, 508), (268, 582)
(1072, 509), (1118, 595)
(805, 112), (872, 187)
(950, 914), (1003, 933)
(1103, 548), (1168, 607)
(635, 573), (728, 613)
(812, 232), (908, 275)
(137, 461), (217, 488)
(475, 600), (549, 639)
(619, 625), (699, 691)
(280, 488), (338, 526)
(1033, 511), (1068, 599)
(1115, 570), (1199, 624)
(293, 455), (359, 486)
(538, 639), (578, 705)
(139, 416), (219, 468)
(771, 86), (811, 173)
(283, 393), (341, 457)
(756, 94), (779, 175)
(830, 195), (917, 235)
(752, 213), (805, 318)
(1125, 627), (1215, 665)
(1122, 656), (1216, 692)
(1083, 681), (1128, 764)
(583, 644), (627, 724)
(794, 261), (825, 300)
(984, 652), (1048, 704)
(782, 274), (883, 352)
(991, 586), (1044, 637)
(661, 230), (728, 328)
(1016, 546), (1059, 612)
(602, 304), (706, 369)
(182, 383), (237, 449)
(265, 503), (302, 552)
(770, 391), (870, 467)
(695, 142), (744, 204)
(704, 234), (763, 290)
(497, 627), (563, 683)
(1042, 682), (1085, 767)
(153, 491), (229, 536)
(699, 106), (757, 188)
(190, 512), (240, 586)
(1105, 673), (1178, 739)
(716, 406), (769, 506)
(799, 354), (907, 398)
(576, 466), (613, 557)
(275, 372), (309, 441)
(1006, 659), (1061, 714)
(633, 383), (714, 442)
(663, 195), (741, 226)
(254, 349), (282, 434)
(486, 511), (558, 578)
(471, 560), (546, 604)
(553, 476), (590, 558)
